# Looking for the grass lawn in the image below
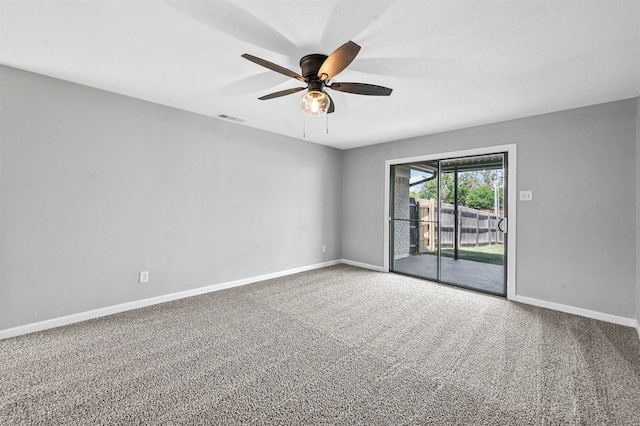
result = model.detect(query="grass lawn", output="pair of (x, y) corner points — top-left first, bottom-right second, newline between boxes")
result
(439, 244), (504, 265)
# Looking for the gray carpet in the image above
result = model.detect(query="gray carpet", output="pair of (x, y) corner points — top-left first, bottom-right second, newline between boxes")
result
(1, 265), (639, 425)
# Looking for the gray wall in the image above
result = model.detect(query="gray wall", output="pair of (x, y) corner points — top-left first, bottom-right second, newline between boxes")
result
(637, 96), (640, 330)
(342, 99), (638, 319)
(0, 66), (343, 330)
(1, 64), (638, 331)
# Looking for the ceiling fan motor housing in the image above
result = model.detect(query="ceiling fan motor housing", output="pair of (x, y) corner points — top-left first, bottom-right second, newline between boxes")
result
(300, 54), (328, 82)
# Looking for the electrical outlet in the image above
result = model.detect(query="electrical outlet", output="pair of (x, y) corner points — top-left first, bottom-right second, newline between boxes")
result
(322, 245), (326, 253)
(139, 271), (149, 283)
(519, 190), (533, 201)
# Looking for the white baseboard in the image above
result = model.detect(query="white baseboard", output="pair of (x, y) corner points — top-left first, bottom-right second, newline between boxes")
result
(340, 262), (640, 335)
(0, 260), (341, 340)
(3, 260), (637, 341)
(510, 295), (637, 328)
(340, 259), (386, 272)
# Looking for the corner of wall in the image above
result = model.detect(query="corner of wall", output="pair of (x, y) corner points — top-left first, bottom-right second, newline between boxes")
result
(636, 95), (640, 336)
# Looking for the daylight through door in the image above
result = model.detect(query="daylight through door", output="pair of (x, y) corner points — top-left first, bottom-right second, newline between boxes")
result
(390, 153), (507, 296)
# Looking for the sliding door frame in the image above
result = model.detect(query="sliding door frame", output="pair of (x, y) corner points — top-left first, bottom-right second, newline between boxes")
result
(383, 144), (517, 300)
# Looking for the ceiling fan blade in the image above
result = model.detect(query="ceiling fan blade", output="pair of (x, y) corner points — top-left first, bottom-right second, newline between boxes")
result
(317, 41), (361, 81)
(241, 54), (306, 82)
(258, 86), (306, 100)
(330, 82), (393, 96)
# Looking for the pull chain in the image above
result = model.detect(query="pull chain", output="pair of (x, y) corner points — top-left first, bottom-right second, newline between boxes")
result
(301, 114), (330, 138)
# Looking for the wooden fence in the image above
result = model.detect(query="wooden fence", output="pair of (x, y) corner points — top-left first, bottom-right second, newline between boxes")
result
(414, 199), (503, 253)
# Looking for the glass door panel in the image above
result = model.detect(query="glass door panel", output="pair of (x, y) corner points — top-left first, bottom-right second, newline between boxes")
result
(390, 153), (507, 296)
(439, 154), (506, 295)
(390, 162), (439, 281)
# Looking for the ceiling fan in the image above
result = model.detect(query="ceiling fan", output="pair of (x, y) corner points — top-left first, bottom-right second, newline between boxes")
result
(241, 41), (392, 116)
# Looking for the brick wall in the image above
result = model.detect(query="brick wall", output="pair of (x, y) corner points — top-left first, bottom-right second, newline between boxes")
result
(393, 167), (411, 259)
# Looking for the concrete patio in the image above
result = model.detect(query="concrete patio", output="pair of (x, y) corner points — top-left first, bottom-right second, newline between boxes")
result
(393, 254), (505, 295)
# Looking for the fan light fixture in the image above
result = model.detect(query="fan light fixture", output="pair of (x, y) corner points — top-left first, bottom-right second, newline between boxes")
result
(241, 40), (392, 121)
(301, 90), (330, 116)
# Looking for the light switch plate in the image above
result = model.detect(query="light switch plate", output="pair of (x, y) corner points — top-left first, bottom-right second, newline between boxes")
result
(519, 190), (533, 201)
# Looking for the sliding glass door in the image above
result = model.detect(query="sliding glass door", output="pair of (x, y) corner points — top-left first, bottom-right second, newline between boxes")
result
(390, 153), (507, 296)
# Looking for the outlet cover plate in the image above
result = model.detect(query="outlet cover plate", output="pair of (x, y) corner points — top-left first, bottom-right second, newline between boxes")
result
(519, 190), (533, 201)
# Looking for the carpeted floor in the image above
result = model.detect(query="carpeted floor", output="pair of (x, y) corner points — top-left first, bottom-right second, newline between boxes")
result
(1, 264), (639, 425)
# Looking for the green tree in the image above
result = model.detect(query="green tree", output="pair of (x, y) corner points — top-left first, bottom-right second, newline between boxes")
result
(417, 177), (438, 201)
(414, 170), (503, 209)
(465, 185), (496, 209)
(417, 173), (469, 205)
(417, 174), (456, 203)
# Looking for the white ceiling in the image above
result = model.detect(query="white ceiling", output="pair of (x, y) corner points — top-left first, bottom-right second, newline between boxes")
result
(1, 1), (639, 150)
